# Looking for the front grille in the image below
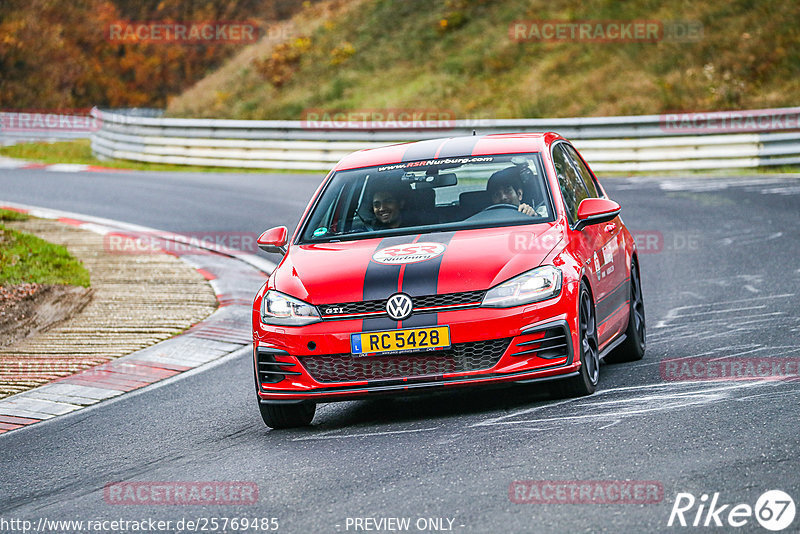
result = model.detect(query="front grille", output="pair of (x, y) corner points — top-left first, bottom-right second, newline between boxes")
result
(320, 290), (485, 318)
(298, 338), (511, 383)
(416, 290), (485, 308)
(321, 299), (385, 315)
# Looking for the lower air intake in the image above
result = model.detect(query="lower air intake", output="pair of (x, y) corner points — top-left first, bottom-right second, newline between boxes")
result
(299, 338), (511, 383)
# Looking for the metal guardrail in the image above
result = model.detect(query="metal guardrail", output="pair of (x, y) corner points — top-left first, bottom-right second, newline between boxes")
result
(90, 107), (800, 172)
(1, 111), (97, 146)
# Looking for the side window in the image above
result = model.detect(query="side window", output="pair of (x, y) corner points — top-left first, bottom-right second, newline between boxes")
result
(552, 144), (589, 223)
(562, 143), (601, 198)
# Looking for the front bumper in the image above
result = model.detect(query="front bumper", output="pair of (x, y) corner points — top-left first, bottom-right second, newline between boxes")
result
(253, 297), (579, 403)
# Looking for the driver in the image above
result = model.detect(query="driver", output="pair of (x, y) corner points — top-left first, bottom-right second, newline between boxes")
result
(486, 167), (536, 216)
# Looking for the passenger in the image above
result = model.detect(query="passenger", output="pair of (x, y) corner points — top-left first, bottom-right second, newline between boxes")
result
(371, 189), (406, 229)
(486, 167), (536, 216)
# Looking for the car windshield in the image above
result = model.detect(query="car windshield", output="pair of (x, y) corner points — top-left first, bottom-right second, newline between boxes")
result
(298, 153), (553, 243)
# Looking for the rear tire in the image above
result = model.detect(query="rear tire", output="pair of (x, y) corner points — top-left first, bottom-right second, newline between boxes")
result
(606, 260), (646, 363)
(550, 281), (599, 398)
(258, 401), (315, 429)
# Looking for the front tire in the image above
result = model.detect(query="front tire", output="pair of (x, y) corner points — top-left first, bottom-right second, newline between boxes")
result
(258, 401), (316, 429)
(551, 281), (599, 398)
(606, 260), (646, 363)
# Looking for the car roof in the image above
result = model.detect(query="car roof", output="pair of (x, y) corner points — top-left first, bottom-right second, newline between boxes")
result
(333, 132), (565, 171)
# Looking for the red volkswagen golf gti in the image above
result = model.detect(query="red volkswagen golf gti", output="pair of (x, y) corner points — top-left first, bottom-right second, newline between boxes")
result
(252, 133), (645, 428)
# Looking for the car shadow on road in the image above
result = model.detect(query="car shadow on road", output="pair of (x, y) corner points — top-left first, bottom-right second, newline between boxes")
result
(303, 382), (558, 431)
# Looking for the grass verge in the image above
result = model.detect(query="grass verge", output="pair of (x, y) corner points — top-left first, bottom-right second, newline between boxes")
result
(0, 209), (29, 222)
(0, 210), (90, 287)
(0, 140), (325, 175)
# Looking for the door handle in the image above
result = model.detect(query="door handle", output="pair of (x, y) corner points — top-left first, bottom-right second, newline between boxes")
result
(604, 223), (616, 233)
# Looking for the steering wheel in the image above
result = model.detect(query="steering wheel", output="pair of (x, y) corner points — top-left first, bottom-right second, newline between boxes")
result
(481, 203), (519, 212)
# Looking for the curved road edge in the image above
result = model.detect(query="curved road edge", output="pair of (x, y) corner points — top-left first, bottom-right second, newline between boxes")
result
(0, 201), (275, 434)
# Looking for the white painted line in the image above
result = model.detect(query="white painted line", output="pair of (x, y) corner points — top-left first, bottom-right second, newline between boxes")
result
(129, 356), (204, 368)
(21, 391), (104, 406)
(670, 305), (766, 319)
(40, 383), (124, 400)
(572, 392), (719, 408)
(670, 294), (794, 311)
(0, 345), (253, 435)
(176, 353), (232, 364)
(474, 385), (763, 427)
(46, 164), (90, 173)
(78, 222), (113, 235)
(732, 387), (800, 404)
(688, 313), (785, 326)
(597, 420), (621, 430)
(0, 408), (56, 420)
(623, 344), (771, 370)
(655, 294), (793, 328)
(0, 158), (28, 169)
(471, 381), (765, 428)
(471, 398), (578, 427)
(708, 346), (800, 359)
(0, 397), (81, 417)
(292, 427), (439, 441)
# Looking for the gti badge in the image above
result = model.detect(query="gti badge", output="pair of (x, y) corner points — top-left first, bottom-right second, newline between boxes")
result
(386, 293), (413, 320)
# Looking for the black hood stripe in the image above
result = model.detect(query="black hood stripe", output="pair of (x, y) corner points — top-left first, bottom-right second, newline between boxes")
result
(362, 235), (418, 331)
(401, 139), (447, 162)
(361, 232), (458, 331)
(399, 231), (456, 328)
(435, 136), (484, 158)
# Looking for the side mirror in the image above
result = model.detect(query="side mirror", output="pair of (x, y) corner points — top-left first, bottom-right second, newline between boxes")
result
(257, 226), (288, 255)
(574, 198), (621, 231)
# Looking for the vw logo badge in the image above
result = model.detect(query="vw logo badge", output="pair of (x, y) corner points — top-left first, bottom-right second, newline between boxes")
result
(386, 293), (413, 321)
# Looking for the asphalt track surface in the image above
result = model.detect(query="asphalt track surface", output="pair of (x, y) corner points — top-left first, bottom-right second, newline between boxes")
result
(1, 168), (799, 533)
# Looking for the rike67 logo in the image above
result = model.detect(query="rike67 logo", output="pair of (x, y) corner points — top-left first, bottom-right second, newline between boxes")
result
(668, 490), (796, 531)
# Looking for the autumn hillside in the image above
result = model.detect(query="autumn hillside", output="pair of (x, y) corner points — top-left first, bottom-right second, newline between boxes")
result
(0, 0), (316, 110)
(167, 0), (800, 119)
(2, 0), (799, 119)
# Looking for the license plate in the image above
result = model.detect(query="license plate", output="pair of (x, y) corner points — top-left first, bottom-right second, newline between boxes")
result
(350, 326), (451, 355)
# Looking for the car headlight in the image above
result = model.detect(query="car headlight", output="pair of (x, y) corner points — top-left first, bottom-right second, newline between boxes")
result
(261, 290), (321, 326)
(481, 265), (562, 308)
